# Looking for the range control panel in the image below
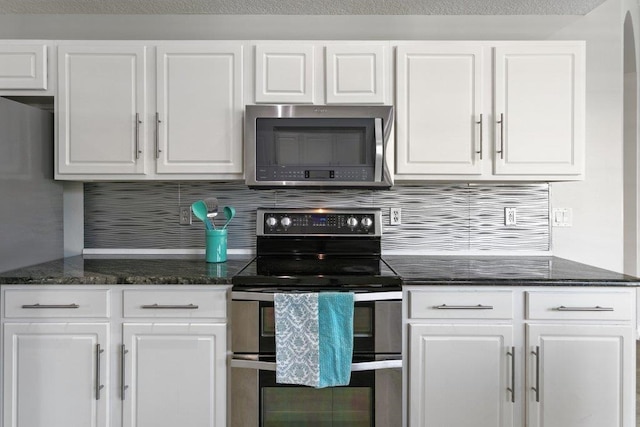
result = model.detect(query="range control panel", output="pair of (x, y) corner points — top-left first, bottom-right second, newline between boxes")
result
(257, 208), (382, 236)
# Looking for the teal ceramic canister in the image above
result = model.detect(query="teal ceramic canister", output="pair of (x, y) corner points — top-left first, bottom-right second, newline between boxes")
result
(205, 229), (227, 263)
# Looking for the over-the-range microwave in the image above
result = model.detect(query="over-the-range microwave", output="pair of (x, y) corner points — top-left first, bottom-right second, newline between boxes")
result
(244, 104), (394, 189)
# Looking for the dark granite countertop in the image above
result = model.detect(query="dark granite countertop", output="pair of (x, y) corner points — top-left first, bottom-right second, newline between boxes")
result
(0, 255), (638, 287)
(0, 255), (253, 285)
(385, 256), (640, 286)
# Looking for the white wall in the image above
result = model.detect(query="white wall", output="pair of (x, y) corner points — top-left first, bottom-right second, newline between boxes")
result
(0, 2), (631, 272)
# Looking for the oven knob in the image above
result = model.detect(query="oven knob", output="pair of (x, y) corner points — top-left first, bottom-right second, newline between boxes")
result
(361, 217), (373, 228)
(265, 216), (278, 228)
(281, 216), (292, 228)
(347, 216), (359, 228)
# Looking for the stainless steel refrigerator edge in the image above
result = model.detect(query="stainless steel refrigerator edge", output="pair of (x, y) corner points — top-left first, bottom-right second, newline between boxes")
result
(0, 97), (62, 272)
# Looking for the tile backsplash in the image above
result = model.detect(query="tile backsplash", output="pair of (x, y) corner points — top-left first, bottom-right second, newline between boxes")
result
(84, 182), (550, 253)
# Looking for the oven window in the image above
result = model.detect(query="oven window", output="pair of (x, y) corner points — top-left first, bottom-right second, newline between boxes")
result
(260, 371), (374, 427)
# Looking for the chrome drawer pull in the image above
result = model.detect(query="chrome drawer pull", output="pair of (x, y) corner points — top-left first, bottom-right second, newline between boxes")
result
(531, 346), (540, 402)
(433, 304), (494, 310)
(140, 303), (199, 309)
(554, 305), (614, 312)
(507, 346), (515, 403)
(96, 344), (105, 400)
(121, 345), (129, 401)
(21, 303), (80, 309)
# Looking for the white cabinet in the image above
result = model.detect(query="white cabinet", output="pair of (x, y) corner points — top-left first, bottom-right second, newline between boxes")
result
(526, 324), (633, 427)
(122, 323), (226, 427)
(0, 43), (49, 92)
(155, 43), (243, 175)
(2, 288), (110, 427)
(405, 287), (636, 427)
(3, 323), (109, 427)
(525, 290), (635, 427)
(407, 289), (515, 427)
(252, 41), (390, 105)
(1, 285), (229, 427)
(396, 44), (484, 176)
(57, 44), (147, 176)
(120, 288), (228, 427)
(394, 41), (585, 181)
(409, 324), (514, 427)
(56, 41), (244, 180)
(494, 45), (585, 177)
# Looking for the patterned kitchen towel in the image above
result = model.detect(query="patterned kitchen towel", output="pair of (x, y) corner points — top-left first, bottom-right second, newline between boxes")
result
(274, 292), (354, 388)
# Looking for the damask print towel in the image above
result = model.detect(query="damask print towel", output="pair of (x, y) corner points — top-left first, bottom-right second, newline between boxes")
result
(274, 292), (354, 388)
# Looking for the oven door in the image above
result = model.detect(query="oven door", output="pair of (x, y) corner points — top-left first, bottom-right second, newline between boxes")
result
(231, 291), (402, 427)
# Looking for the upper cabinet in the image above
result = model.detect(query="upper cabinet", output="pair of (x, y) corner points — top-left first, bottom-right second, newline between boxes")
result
(0, 42), (54, 95)
(394, 41), (585, 181)
(57, 44), (147, 176)
(251, 41), (390, 105)
(55, 41), (244, 181)
(156, 43), (243, 175)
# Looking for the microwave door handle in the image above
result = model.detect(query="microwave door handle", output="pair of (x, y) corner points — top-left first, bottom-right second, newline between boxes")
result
(374, 118), (384, 182)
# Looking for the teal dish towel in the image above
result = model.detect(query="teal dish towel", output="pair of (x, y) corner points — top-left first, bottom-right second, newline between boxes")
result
(274, 292), (354, 388)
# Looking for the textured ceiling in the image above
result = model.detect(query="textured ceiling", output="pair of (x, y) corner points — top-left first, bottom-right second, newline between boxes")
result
(0, 0), (609, 15)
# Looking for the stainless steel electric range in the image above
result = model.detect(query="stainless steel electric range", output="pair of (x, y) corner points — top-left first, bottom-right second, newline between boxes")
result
(231, 208), (402, 427)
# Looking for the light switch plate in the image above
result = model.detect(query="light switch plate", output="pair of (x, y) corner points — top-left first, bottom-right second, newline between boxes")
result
(552, 208), (573, 227)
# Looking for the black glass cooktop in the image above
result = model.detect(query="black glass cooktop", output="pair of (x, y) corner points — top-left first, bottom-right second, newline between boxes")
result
(231, 256), (401, 290)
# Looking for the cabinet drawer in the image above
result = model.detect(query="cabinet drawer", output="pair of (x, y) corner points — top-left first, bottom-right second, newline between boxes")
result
(4, 289), (110, 318)
(123, 289), (227, 318)
(526, 290), (634, 320)
(409, 290), (513, 319)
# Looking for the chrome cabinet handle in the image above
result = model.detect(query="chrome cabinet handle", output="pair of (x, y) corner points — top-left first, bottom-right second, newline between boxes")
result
(476, 113), (483, 160)
(140, 303), (199, 309)
(155, 112), (162, 159)
(433, 304), (494, 310)
(121, 344), (129, 400)
(531, 346), (540, 402)
(96, 344), (105, 400)
(507, 346), (515, 403)
(21, 303), (79, 309)
(135, 113), (142, 160)
(555, 305), (614, 312)
(496, 113), (504, 159)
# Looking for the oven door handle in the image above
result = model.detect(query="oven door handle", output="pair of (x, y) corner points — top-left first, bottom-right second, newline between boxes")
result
(231, 357), (402, 372)
(232, 291), (402, 302)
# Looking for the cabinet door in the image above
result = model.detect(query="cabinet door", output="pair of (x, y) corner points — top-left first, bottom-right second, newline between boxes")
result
(122, 323), (226, 427)
(493, 44), (585, 176)
(156, 43), (243, 175)
(57, 45), (147, 175)
(254, 44), (315, 104)
(325, 44), (387, 104)
(409, 323), (514, 427)
(3, 322), (109, 427)
(0, 43), (47, 90)
(527, 324), (634, 427)
(396, 45), (484, 175)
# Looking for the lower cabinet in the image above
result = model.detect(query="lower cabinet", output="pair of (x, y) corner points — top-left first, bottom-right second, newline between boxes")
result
(3, 322), (110, 427)
(405, 287), (636, 427)
(122, 323), (226, 427)
(1, 285), (229, 427)
(409, 324), (514, 427)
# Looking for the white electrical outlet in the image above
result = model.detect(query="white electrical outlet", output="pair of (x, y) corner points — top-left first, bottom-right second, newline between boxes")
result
(390, 207), (402, 225)
(179, 206), (192, 225)
(504, 207), (517, 226)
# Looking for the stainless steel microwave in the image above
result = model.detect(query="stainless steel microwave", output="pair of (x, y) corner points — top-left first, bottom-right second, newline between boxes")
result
(244, 105), (394, 188)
